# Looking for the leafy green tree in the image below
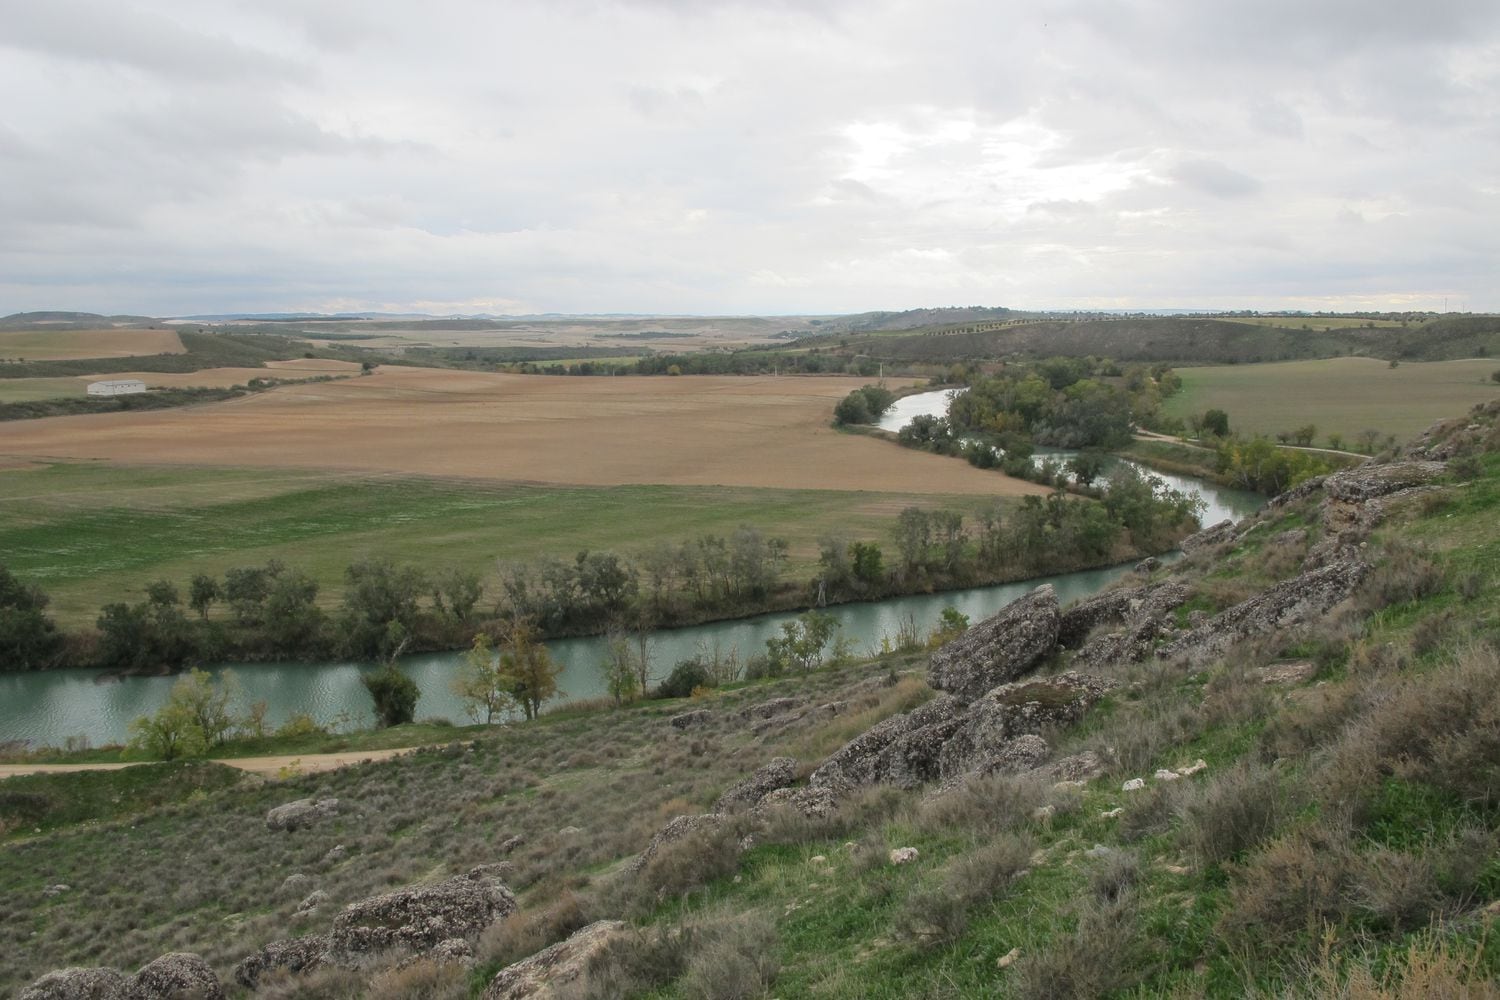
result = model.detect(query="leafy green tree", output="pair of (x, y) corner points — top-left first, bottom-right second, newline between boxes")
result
(894, 507), (932, 575)
(342, 558), (428, 659)
(432, 568), (484, 622)
(188, 573), (220, 619)
(851, 542), (884, 586)
(128, 699), (207, 760)
(1201, 408), (1231, 438)
(599, 629), (642, 706)
(1067, 452), (1107, 487)
(498, 619), (561, 721)
(263, 569), (324, 655)
(170, 667), (238, 748)
(0, 564), (62, 670)
(451, 633), (515, 723)
(928, 606), (970, 646)
(765, 610), (840, 675)
(361, 663), (420, 727)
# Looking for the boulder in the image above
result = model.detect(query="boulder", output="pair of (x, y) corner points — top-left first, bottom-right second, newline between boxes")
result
(626, 814), (725, 875)
(265, 797), (339, 832)
(809, 695), (963, 793)
(1069, 582), (1190, 670)
(1157, 556), (1371, 663)
(929, 585), (1060, 701)
(1133, 556), (1159, 574)
(296, 890), (329, 915)
(233, 936), (329, 989)
(482, 920), (627, 1000)
(232, 938), (326, 990)
(1267, 475), (1327, 509)
(499, 834), (525, 854)
(279, 873), (313, 897)
(669, 709), (712, 730)
(132, 953), (223, 1000)
(1058, 581), (1187, 650)
(937, 673), (1115, 782)
(1324, 461), (1447, 502)
(1180, 519), (1236, 553)
(751, 784), (838, 821)
(19, 968), (132, 1000)
(714, 757), (798, 814)
(1029, 750), (1107, 783)
(739, 697), (800, 720)
(328, 867), (517, 963)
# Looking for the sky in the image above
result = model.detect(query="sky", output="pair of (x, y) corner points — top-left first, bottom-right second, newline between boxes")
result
(1, 0), (1497, 317)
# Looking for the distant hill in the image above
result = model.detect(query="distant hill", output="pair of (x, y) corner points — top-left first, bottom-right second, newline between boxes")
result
(0, 311), (160, 331)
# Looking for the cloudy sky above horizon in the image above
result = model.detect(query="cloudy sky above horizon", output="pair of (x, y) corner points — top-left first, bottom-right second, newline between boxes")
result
(2, 0), (1497, 317)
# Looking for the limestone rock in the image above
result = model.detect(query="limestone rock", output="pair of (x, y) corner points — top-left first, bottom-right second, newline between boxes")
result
(280, 873), (313, 897)
(233, 936), (329, 990)
(626, 814), (725, 875)
(1133, 557), (1158, 574)
(42, 884), (70, 898)
(888, 847), (919, 865)
(929, 585), (1060, 701)
(18, 968), (132, 1000)
(1069, 582), (1189, 670)
(1324, 461), (1447, 502)
(937, 673), (1114, 782)
(714, 757), (797, 814)
(751, 784), (837, 820)
(669, 709), (711, 730)
(482, 920), (627, 1000)
(1180, 519), (1236, 553)
(809, 695), (963, 793)
(1157, 556), (1371, 663)
(1030, 750), (1107, 783)
(1251, 661), (1316, 686)
(328, 866), (516, 963)
(265, 797), (339, 832)
(499, 834), (525, 854)
(296, 890), (329, 915)
(1267, 475), (1327, 509)
(1057, 588), (1137, 649)
(1122, 778), (1145, 792)
(739, 697), (799, 720)
(132, 953), (223, 1000)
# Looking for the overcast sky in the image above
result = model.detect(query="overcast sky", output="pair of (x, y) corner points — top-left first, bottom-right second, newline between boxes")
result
(2, 0), (1497, 316)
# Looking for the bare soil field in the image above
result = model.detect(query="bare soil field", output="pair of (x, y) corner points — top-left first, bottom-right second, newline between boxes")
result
(0, 360), (362, 401)
(0, 328), (185, 361)
(0, 368), (1044, 495)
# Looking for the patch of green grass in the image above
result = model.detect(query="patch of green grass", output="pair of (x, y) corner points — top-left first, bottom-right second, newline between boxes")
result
(0, 378), (85, 403)
(1164, 357), (1500, 443)
(0, 761), (245, 839)
(0, 462), (1004, 625)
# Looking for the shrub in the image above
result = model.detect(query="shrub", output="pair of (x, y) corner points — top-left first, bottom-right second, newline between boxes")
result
(1013, 892), (1142, 1000)
(1220, 823), (1359, 951)
(656, 659), (713, 699)
(894, 833), (1033, 946)
(678, 912), (779, 1000)
(1177, 761), (1290, 866)
(361, 664), (420, 728)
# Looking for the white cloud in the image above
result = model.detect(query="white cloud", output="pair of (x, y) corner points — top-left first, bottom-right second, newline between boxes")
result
(0, 0), (1495, 314)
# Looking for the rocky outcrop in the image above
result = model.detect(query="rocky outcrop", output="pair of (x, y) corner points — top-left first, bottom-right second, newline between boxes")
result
(751, 784), (838, 820)
(929, 585), (1060, 701)
(18, 968), (132, 1000)
(328, 867), (517, 963)
(1058, 581), (1188, 652)
(669, 709), (711, 730)
(482, 920), (627, 1000)
(1069, 582), (1190, 670)
(133, 953), (224, 1000)
(626, 813), (725, 875)
(739, 697), (799, 720)
(1030, 750), (1108, 783)
(714, 757), (797, 814)
(1180, 519), (1236, 552)
(1324, 461), (1446, 502)
(1157, 555), (1371, 663)
(809, 695), (963, 793)
(233, 935), (328, 989)
(1268, 475), (1327, 509)
(265, 797), (339, 832)
(937, 673), (1116, 783)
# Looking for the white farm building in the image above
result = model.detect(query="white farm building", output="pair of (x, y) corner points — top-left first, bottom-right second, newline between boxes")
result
(86, 379), (147, 396)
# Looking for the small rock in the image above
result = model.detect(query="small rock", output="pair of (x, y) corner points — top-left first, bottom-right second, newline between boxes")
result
(669, 709), (712, 730)
(295, 890), (328, 915)
(1133, 557), (1158, 574)
(42, 884), (70, 897)
(1251, 661), (1316, 686)
(1177, 759), (1209, 777)
(1031, 804), (1056, 822)
(1154, 769), (1182, 782)
(888, 847), (920, 865)
(1099, 807), (1124, 819)
(1122, 778), (1146, 792)
(809, 855), (828, 864)
(1084, 844), (1113, 858)
(322, 844), (347, 864)
(266, 797), (339, 833)
(280, 873), (313, 896)
(558, 825), (583, 837)
(133, 952), (224, 1000)
(997, 947), (1021, 969)
(498, 834), (525, 854)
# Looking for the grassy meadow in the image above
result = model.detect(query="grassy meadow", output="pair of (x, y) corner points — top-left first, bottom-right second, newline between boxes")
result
(0, 462), (1009, 626)
(1164, 357), (1500, 443)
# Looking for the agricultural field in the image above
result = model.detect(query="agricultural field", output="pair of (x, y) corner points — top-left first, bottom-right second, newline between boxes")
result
(1163, 357), (1500, 443)
(0, 464), (1016, 626)
(1218, 315), (1410, 331)
(284, 314), (807, 353)
(0, 359), (362, 402)
(0, 368), (1036, 495)
(0, 328), (185, 361)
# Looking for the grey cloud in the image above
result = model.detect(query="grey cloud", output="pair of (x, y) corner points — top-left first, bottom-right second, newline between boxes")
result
(1169, 159), (1263, 200)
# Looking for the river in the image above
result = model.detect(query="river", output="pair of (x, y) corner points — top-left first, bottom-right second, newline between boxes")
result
(0, 393), (1261, 749)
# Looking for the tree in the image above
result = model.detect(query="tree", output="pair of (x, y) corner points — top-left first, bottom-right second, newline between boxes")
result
(342, 558), (428, 659)
(125, 668), (239, 759)
(128, 699), (207, 760)
(0, 564), (62, 669)
(765, 610), (839, 675)
(171, 667), (238, 748)
(188, 573), (220, 619)
(451, 633), (514, 723)
(262, 569), (324, 655)
(432, 568), (484, 622)
(599, 628), (641, 707)
(497, 619), (561, 721)
(1067, 452), (1107, 487)
(361, 663), (420, 727)
(1201, 409), (1231, 438)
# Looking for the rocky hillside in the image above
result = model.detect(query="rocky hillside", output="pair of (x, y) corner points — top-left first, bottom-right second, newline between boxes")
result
(11, 400), (1500, 998)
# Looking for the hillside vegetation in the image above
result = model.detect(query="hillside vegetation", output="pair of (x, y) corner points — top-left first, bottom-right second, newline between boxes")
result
(7, 399), (1500, 998)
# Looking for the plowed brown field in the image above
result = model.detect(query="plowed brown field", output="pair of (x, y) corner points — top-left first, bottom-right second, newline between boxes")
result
(0, 367), (1045, 495)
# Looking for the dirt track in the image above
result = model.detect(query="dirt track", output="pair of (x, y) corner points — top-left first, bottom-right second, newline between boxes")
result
(0, 368), (1048, 496)
(0, 747), (417, 780)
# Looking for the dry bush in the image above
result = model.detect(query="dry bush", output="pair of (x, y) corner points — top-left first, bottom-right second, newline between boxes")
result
(1200, 665), (1275, 731)
(1088, 848), (1141, 903)
(1348, 848), (1443, 933)
(893, 833), (1033, 947)
(1358, 543), (1445, 610)
(476, 888), (593, 970)
(1267, 932), (1500, 1000)
(677, 911), (779, 1000)
(1220, 823), (1359, 951)
(917, 773), (1047, 839)
(582, 911), (777, 1000)
(612, 824), (744, 917)
(1177, 761), (1291, 866)
(1086, 697), (1208, 778)
(1119, 782), (1187, 843)
(365, 959), (469, 1000)
(1259, 681), (1370, 762)
(1012, 892), (1142, 1000)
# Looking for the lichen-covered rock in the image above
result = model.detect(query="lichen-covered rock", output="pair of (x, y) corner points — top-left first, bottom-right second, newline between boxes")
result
(751, 784), (838, 820)
(18, 967), (132, 1000)
(265, 797), (339, 832)
(714, 757), (798, 814)
(1133, 556), (1159, 574)
(233, 936), (329, 989)
(1180, 519), (1236, 552)
(1030, 750), (1107, 783)
(280, 873), (313, 896)
(482, 920), (627, 1000)
(929, 585), (1060, 701)
(1268, 475), (1327, 509)
(1157, 556), (1371, 663)
(1324, 461), (1446, 502)
(1058, 581), (1187, 651)
(132, 953), (223, 1000)
(1069, 582), (1190, 670)
(809, 695), (963, 793)
(669, 709), (711, 730)
(739, 697), (799, 720)
(938, 673), (1115, 781)
(296, 890), (329, 915)
(328, 867), (517, 962)
(626, 813), (725, 875)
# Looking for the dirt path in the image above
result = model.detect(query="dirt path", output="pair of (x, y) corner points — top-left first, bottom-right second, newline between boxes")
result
(0, 746), (419, 780)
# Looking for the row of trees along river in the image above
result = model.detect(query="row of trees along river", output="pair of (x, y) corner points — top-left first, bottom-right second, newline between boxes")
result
(0, 387), (1261, 749)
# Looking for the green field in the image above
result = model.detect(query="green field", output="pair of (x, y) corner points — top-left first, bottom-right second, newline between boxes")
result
(1164, 357), (1500, 444)
(0, 378), (83, 402)
(0, 463), (1006, 626)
